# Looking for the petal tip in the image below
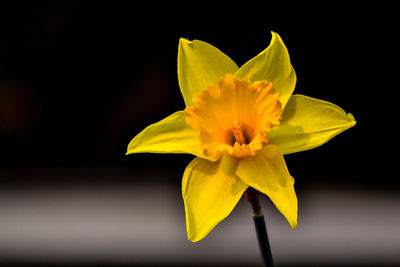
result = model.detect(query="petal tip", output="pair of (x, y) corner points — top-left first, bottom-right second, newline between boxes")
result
(179, 38), (195, 51)
(346, 113), (357, 130)
(290, 220), (298, 230)
(270, 30), (278, 38)
(179, 37), (191, 44)
(347, 112), (356, 123)
(186, 226), (204, 242)
(188, 235), (200, 243)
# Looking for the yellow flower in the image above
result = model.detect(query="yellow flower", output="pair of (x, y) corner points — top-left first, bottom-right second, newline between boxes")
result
(127, 32), (356, 242)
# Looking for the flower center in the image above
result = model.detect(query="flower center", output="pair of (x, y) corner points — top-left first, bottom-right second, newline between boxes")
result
(185, 74), (282, 160)
(232, 120), (248, 145)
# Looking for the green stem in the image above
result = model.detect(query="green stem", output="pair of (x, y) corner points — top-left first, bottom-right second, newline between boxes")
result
(244, 187), (274, 267)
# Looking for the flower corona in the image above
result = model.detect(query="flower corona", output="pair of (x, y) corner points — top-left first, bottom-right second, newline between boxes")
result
(185, 74), (282, 160)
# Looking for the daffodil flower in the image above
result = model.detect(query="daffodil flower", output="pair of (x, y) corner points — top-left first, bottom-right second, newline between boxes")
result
(127, 32), (356, 242)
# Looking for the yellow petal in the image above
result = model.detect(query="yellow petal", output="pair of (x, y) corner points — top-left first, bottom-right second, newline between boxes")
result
(178, 38), (239, 107)
(182, 155), (248, 242)
(235, 32), (296, 109)
(268, 94), (356, 155)
(126, 111), (203, 158)
(236, 144), (297, 229)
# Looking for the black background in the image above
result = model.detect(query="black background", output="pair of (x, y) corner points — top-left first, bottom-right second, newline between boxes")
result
(0, 2), (398, 265)
(1, 2), (396, 187)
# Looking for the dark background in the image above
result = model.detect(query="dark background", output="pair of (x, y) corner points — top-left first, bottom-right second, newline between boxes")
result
(0, 1), (398, 266)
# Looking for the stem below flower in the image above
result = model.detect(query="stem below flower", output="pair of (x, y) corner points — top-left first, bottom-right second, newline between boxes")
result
(244, 187), (261, 216)
(244, 187), (274, 267)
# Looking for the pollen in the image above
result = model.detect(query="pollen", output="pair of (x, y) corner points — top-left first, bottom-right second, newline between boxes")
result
(185, 74), (282, 160)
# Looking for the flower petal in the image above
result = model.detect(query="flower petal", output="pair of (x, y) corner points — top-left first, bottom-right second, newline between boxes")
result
(182, 155), (248, 242)
(235, 31), (296, 109)
(178, 38), (239, 107)
(268, 94), (356, 155)
(126, 111), (203, 158)
(236, 144), (297, 229)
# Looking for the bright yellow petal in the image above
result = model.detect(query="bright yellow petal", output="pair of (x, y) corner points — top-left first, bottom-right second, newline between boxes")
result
(235, 32), (296, 109)
(236, 144), (297, 229)
(178, 38), (239, 107)
(182, 155), (248, 242)
(126, 111), (203, 158)
(268, 94), (356, 155)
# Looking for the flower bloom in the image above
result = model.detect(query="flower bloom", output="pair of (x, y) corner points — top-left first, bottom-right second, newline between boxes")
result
(127, 32), (356, 242)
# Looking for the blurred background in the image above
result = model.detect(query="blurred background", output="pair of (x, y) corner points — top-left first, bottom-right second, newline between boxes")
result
(0, 1), (399, 266)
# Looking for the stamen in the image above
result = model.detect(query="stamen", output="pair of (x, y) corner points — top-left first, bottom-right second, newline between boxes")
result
(232, 120), (247, 145)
